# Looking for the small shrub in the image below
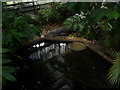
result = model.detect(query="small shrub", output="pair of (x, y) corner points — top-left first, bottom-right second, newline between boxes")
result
(39, 2), (70, 24)
(1, 48), (18, 85)
(64, 2), (120, 47)
(2, 12), (41, 49)
(64, 13), (86, 32)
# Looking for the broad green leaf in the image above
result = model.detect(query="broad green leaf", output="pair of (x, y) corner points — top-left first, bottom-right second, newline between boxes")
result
(66, 18), (74, 23)
(13, 31), (23, 42)
(111, 11), (119, 19)
(2, 66), (17, 81)
(66, 24), (72, 30)
(2, 73), (16, 81)
(3, 32), (12, 45)
(66, 2), (77, 13)
(73, 23), (78, 31)
(22, 30), (34, 40)
(91, 8), (106, 21)
(2, 66), (17, 73)
(2, 48), (11, 53)
(2, 59), (11, 64)
(79, 21), (86, 32)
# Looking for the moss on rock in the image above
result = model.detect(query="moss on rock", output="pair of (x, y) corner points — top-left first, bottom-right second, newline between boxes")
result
(69, 42), (87, 51)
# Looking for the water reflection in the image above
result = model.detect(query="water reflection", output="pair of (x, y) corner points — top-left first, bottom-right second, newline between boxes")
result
(25, 42), (72, 89)
(21, 42), (111, 89)
(29, 42), (70, 61)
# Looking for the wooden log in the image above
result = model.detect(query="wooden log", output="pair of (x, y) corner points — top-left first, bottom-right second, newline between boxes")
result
(21, 36), (91, 48)
(19, 36), (113, 63)
(44, 26), (70, 37)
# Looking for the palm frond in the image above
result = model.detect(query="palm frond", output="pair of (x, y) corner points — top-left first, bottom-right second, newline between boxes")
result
(107, 52), (120, 87)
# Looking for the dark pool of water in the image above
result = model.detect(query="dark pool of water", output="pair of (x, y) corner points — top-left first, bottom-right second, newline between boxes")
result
(3, 41), (112, 90)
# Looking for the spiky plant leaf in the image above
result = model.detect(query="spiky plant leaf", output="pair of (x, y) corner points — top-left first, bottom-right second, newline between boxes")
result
(107, 52), (120, 87)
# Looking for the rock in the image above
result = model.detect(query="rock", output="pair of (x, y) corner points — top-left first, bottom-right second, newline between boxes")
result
(45, 26), (70, 37)
(69, 42), (87, 51)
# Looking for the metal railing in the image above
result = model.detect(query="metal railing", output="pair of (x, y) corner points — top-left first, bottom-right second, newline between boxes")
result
(3, 2), (41, 14)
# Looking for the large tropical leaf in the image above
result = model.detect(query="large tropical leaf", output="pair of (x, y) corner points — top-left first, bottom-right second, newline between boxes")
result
(2, 59), (11, 64)
(2, 48), (11, 53)
(2, 66), (16, 81)
(107, 52), (120, 87)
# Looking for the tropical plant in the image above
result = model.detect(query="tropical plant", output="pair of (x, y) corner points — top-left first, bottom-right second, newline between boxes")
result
(66, 2), (94, 14)
(107, 52), (120, 88)
(65, 3), (120, 87)
(39, 2), (69, 24)
(2, 12), (41, 49)
(65, 2), (120, 49)
(2, 12), (42, 85)
(64, 12), (86, 33)
(21, 14), (41, 26)
(1, 48), (18, 85)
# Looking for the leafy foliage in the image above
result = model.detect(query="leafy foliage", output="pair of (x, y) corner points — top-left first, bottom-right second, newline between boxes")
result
(2, 12), (42, 85)
(66, 2), (93, 13)
(2, 12), (41, 49)
(65, 2), (120, 49)
(1, 48), (18, 85)
(20, 14), (40, 26)
(64, 13), (86, 32)
(107, 52), (120, 87)
(65, 2), (120, 87)
(39, 2), (70, 24)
